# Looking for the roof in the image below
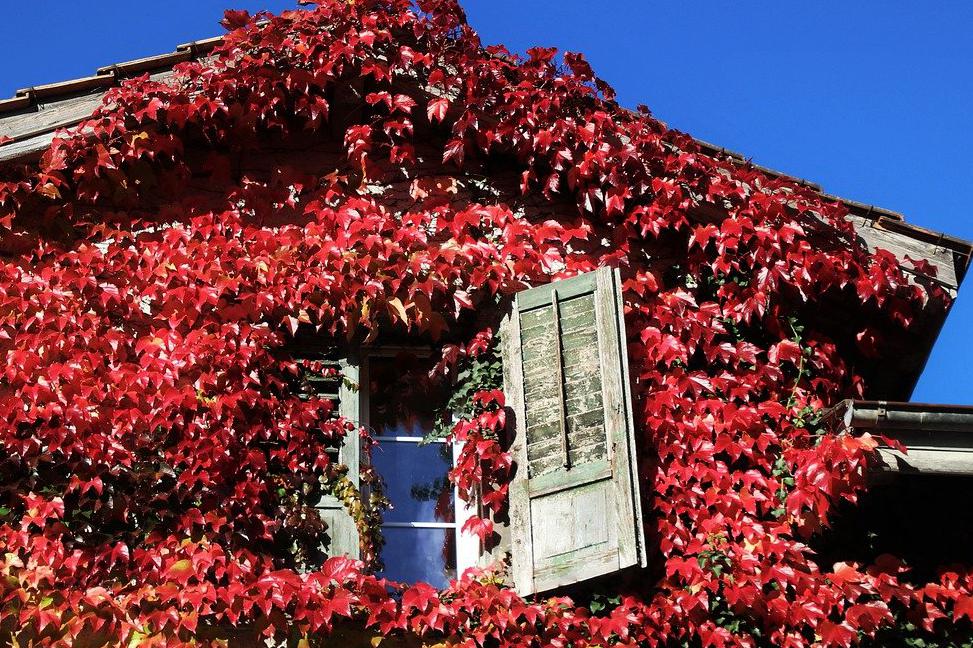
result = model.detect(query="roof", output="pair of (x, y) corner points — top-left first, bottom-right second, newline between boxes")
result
(0, 35), (224, 163)
(826, 400), (973, 475)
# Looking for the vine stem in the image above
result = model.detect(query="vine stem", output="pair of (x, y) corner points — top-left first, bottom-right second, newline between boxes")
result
(785, 321), (806, 413)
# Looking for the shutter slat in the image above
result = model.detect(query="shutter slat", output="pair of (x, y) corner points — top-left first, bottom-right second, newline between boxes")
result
(502, 267), (645, 594)
(549, 288), (570, 470)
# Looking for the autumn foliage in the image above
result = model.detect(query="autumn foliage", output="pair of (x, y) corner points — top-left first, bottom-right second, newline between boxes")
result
(0, 1), (969, 646)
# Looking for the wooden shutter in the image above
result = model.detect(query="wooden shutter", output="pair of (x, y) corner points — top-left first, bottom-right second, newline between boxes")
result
(500, 267), (645, 594)
(316, 355), (362, 559)
(293, 341), (362, 561)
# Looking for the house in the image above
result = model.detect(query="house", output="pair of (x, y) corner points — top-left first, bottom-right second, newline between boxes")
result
(2, 4), (972, 646)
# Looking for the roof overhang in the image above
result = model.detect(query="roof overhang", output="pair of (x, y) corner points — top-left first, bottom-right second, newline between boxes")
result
(828, 400), (973, 476)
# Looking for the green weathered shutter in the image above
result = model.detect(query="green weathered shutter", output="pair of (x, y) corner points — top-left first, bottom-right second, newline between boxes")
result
(292, 339), (362, 562)
(501, 267), (645, 594)
(315, 355), (362, 560)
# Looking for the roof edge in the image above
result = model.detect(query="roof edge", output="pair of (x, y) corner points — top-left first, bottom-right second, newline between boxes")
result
(829, 399), (973, 432)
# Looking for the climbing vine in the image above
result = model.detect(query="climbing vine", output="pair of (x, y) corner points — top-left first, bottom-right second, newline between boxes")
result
(431, 330), (504, 442)
(0, 1), (967, 646)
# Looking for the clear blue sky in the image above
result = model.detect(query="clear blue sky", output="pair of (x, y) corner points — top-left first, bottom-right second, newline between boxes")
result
(1, 1), (970, 403)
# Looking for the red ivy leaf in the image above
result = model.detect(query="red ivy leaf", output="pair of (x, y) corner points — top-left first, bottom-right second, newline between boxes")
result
(221, 9), (251, 30)
(955, 596), (973, 621)
(392, 94), (417, 114)
(461, 516), (495, 543)
(427, 98), (449, 123)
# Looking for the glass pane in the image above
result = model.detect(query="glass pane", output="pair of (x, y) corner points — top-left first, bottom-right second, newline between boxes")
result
(367, 355), (445, 438)
(372, 441), (454, 523)
(379, 526), (456, 588)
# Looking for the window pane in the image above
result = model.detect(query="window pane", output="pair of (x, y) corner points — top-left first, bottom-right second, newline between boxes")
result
(367, 355), (445, 438)
(372, 441), (454, 523)
(379, 526), (456, 588)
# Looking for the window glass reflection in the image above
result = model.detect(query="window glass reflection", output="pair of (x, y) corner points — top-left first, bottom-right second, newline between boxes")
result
(378, 527), (456, 588)
(368, 355), (444, 437)
(372, 441), (454, 523)
(367, 353), (458, 586)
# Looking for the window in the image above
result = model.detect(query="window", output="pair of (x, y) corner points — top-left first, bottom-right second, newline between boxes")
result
(362, 352), (478, 587)
(311, 267), (644, 594)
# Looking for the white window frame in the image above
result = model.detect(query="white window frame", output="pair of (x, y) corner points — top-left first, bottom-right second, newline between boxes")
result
(358, 347), (480, 581)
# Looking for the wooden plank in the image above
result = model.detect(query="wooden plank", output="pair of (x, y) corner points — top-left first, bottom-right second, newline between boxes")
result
(875, 446), (973, 475)
(338, 354), (361, 487)
(520, 295), (593, 331)
(522, 336), (598, 366)
(534, 548), (618, 586)
(848, 214), (960, 291)
(531, 482), (610, 559)
(523, 325), (598, 357)
(529, 439), (606, 474)
(569, 441), (608, 467)
(0, 131), (57, 162)
(528, 461), (612, 498)
(500, 310), (535, 594)
(313, 354), (362, 560)
(527, 408), (605, 444)
(550, 288), (570, 469)
(521, 297), (595, 336)
(529, 434), (602, 467)
(0, 69), (177, 163)
(529, 479), (619, 592)
(594, 267), (641, 569)
(517, 272), (598, 310)
(612, 267), (647, 568)
(0, 93), (106, 141)
(560, 331), (599, 356)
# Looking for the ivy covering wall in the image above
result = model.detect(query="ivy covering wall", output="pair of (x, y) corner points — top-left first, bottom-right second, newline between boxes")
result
(0, 1), (969, 646)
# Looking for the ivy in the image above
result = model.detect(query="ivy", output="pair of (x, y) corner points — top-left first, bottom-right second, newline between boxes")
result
(429, 336), (503, 442)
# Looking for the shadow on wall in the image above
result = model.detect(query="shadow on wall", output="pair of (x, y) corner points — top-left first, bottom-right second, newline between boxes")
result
(813, 474), (973, 585)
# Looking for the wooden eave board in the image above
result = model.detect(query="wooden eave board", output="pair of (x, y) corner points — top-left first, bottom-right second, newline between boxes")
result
(828, 400), (973, 476)
(0, 69), (179, 163)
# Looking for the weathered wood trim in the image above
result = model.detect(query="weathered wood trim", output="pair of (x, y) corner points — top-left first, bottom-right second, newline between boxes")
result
(527, 461), (611, 498)
(829, 399), (973, 477)
(875, 446), (973, 476)
(500, 310), (534, 594)
(517, 271), (598, 310)
(533, 547), (618, 584)
(549, 288), (570, 469)
(314, 353), (362, 560)
(0, 132), (57, 163)
(593, 267), (638, 570)
(612, 267), (647, 568)
(848, 214), (961, 291)
(339, 354), (362, 486)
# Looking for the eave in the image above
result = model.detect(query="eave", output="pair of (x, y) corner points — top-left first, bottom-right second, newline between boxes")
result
(829, 399), (973, 476)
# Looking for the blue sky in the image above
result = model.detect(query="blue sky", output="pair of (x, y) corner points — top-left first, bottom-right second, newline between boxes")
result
(1, 2), (970, 402)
